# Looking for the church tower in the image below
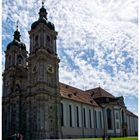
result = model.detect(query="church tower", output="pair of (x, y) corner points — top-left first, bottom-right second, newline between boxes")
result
(2, 26), (28, 138)
(26, 2), (61, 139)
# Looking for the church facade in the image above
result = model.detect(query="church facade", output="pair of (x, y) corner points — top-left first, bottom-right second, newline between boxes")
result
(2, 2), (138, 140)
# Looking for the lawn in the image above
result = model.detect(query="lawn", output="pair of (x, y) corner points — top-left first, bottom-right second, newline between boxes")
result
(79, 137), (138, 140)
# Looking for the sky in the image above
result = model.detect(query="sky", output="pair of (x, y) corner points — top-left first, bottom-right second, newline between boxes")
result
(2, 0), (138, 115)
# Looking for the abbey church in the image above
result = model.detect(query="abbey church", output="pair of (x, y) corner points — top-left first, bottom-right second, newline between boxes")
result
(2, 2), (138, 140)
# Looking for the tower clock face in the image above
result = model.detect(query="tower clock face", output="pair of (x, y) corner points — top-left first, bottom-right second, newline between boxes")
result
(47, 64), (54, 74)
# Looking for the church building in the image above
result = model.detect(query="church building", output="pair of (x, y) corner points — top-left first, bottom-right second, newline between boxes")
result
(2, 2), (138, 140)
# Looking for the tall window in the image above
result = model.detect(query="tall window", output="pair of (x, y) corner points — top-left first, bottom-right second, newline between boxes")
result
(99, 111), (102, 128)
(83, 108), (86, 128)
(60, 103), (64, 126)
(46, 35), (51, 47)
(8, 55), (12, 65)
(35, 35), (38, 45)
(94, 110), (97, 128)
(107, 108), (112, 129)
(69, 105), (72, 127)
(122, 110), (124, 123)
(89, 109), (92, 128)
(76, 106), (79, 127)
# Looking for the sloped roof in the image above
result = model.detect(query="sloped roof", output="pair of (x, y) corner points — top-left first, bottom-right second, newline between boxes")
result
(59, 83), (138, 118)
(126, 110), (138, 118)
(86, 87), (115, 99)
(59, 83), (98, 107)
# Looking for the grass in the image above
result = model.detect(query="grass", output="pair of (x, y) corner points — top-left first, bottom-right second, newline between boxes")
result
(79, 137), (138, 140)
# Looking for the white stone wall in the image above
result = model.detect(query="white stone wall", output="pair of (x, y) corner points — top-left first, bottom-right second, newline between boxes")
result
(60, 99), (138, 138)
(61, 99), (104, 138)
(126, 115), (138, 136)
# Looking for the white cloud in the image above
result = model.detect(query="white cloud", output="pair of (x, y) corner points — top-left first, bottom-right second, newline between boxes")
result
(2, 0), (138, 113)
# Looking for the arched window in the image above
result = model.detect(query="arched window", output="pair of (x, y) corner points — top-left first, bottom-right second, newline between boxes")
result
(99, 111), (102, 128)
(8, 55), (12, 65)
(83, 108), (86, 128)
(89, 109), (92, 128)
(60, 103), (64, 126)
(69, 105), (72, 127)
(76, 106), (79, 127)
(47, 35), (50, 42)
(122, 110), (124, 123)
(35, 35), (38, 45)
(17, 55), (23, 65)
(94, 110), (97, 128)
(107, 108), (112, 129)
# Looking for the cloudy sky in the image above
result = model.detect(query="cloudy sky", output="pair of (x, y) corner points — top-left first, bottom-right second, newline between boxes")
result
(2, 0), (138, 114)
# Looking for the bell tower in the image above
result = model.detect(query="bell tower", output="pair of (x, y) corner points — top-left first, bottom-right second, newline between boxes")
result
(2, 25), (28, 138)
(26, 1), (61, 139)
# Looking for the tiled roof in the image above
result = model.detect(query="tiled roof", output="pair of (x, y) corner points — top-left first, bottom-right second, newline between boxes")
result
(59, 83), (138, 118)
(59, 83), (98, 107)
(86, 87), (115, 99)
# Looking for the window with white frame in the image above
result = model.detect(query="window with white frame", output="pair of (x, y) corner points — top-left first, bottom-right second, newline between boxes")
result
(69, 104), (72, 127)
(89, 109), (92, 128)
(94, 110), (97, 128)
(83, 108), (86, 128)
(99, 111), (102, 128)
(60, 103), (64, 126)
(76, 106), (79, 127)
(106, 108), (112, 129)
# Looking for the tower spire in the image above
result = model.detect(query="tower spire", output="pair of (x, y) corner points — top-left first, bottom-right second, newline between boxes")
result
(42, 0), (45, 7)
(13, 20), (20, 41)
(16, 20), (19, 31)
(39, 0), (47, 19)
(98, 83), (100, 88)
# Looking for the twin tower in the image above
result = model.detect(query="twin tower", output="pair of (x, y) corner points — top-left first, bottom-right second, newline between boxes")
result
(2, 2), (61, 139)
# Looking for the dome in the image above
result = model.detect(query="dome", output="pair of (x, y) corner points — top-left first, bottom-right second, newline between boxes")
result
(31, 3), (55, 31)
(31, 18), (55, 30)
(39, 6), (47, 14)
(7, 40), (26, 50)
(7, 30), (26, 50)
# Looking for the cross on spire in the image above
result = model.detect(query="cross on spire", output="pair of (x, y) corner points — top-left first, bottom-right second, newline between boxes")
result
(42, 0), (45, 7)
(13, 20), (20, 41)
(16, 20), (19, 31)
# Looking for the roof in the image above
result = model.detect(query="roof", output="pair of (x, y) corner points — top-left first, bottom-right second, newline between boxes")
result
(86, 87), (115, 99)
(59, 83), (138, 118)
(59, 83), (98, 107)
(31, 5), (55, 31)
(126, 110), (138, 118)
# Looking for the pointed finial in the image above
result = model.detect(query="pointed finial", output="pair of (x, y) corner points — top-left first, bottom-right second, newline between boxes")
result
(13, 20), (20, 41)
(99, 83), (100, 87)
(16, 20), (19, 31)
(42, 0), (45, 7)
